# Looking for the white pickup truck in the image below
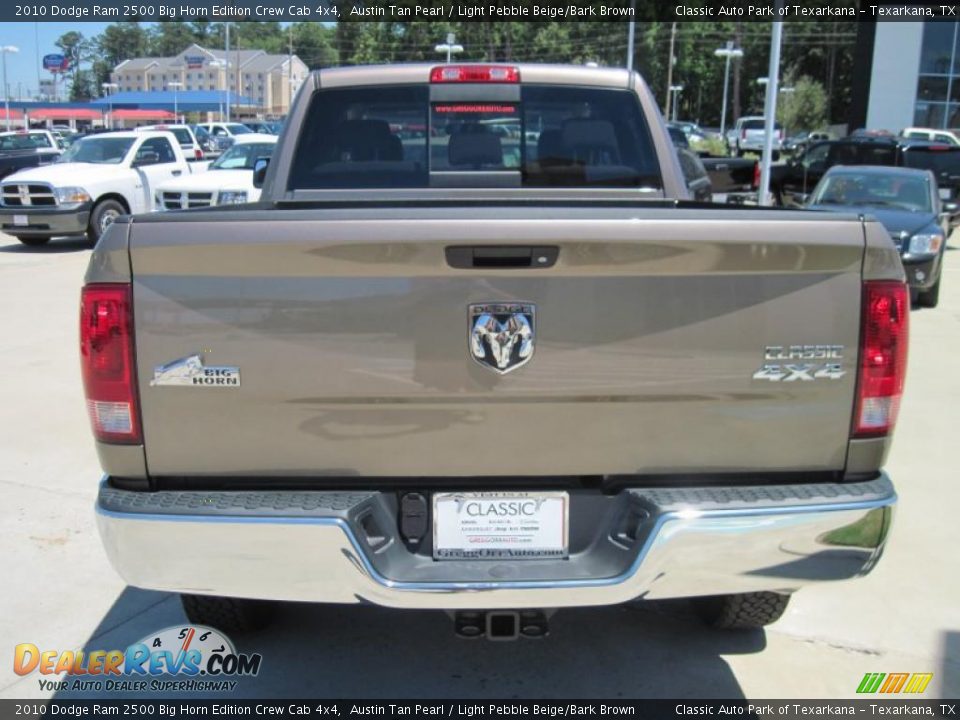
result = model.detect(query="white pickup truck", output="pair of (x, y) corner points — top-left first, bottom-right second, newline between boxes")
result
(154, 135), (277, 210)
(0, 130), (192, 246)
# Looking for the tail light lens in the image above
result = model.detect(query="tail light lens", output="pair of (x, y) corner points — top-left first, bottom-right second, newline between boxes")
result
(752, 161), (761, 189)
(741, 129), (747, 140)
(430, 65), (520, 83)
(854, 280), (909, 438)
(80, 283), (141, 444)
(194, 148), (204, 160)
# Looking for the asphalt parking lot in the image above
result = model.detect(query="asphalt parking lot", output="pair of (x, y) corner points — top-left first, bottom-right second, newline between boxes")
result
(0, 230), (957, 700)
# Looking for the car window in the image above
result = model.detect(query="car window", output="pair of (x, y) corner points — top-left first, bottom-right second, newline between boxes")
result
(934, 133), (955, 144)
(289, 84), (662, 190)
(812, 172), (931, 212)
(0, 133), (53, 151)
(211, 142), (275, 170)
(137, 137), (177, 164)
(803, 143), (830, 167)
(58, 136), (134, 164)
(211, 126), (228, 136)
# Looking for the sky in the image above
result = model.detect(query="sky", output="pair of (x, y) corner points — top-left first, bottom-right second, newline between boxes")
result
(0, 22), (117, 99)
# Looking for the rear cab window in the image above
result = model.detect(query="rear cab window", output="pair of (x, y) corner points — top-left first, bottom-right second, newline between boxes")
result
(288, 82), (662, 190)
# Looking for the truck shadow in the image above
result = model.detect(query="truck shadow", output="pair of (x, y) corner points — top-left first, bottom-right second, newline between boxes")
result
(0, 236), (90, 254)
(50, 586), (758, 700)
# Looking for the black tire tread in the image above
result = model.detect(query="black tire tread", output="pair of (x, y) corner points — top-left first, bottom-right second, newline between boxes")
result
(696, 591), (790, 630)
(180, 594), (274, 634)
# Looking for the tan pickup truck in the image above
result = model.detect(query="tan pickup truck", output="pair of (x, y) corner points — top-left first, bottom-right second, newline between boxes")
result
(83, 64), (907, 639)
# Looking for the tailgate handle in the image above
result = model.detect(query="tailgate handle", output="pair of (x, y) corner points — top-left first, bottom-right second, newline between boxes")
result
(446, 246), (559, 269)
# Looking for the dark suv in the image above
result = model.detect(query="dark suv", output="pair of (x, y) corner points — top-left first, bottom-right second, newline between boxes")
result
(772, 137), (960, 208)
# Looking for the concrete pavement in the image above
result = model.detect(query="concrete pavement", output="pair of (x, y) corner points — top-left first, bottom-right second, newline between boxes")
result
(0, 230), (956, 700)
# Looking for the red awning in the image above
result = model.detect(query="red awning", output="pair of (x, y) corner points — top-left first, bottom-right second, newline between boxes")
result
(110, 109), (176, 121)
(0, 108), (24, 119)
(28, 108), (102, 120)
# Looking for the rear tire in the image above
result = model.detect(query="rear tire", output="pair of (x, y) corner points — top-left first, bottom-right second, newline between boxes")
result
(180, 594), (275, 634)
(918, 278), (941, 309)
(694, 592), (790, 630)
(87, 199), (126, 245)
(15, 237), (50, 246)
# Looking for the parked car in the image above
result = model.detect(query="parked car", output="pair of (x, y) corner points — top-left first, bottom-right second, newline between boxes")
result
(0, 130), (62, 181)
(0, 130), (195, 246)
(675, 146), (712, 201)
(87, 63), (904, 638)
(137, 124), (205, 161)
(807, 165), (947, 307)
(196, 122), (256, 140)
(244, 120), (281, 135)
(733, 116), (785, 159)
(190, 124), (222, 158)
(783, 130), (831, 155)
(771, 137), (960, 207)
(900, 127), (960, 146)
(154, 135), (278, 210)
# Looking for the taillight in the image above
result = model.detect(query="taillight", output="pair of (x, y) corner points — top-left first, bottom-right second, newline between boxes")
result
(853, 280), (908, 438)
(430, 65), (520, 83)
(194, 148), (203, 160)
(80, 283), (141, 444)
(752, 161), (760, 189)
(741, 129), (747, 140)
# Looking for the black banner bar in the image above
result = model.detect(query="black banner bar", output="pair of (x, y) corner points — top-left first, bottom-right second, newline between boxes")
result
(2, 699), (957, 719)
(2, 0), (959, 24)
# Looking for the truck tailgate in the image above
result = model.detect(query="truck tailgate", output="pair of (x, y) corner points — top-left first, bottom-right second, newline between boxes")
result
(129, 206), (865, 478)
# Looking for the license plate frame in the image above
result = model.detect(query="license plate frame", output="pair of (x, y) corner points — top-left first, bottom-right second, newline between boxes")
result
(432, 491), (569, 560)
(13, 214), (28, 226)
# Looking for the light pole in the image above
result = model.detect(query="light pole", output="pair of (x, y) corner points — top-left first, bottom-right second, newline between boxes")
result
(435, 33), (463, 63)
(714, 41), (743, 137)
(101, 82), (118, 129)
(1, 46), (20, 132)
(669, 85), (684, 122)
(225, 23), (232, 122)
(209, 59), (226, 119)
(166, 81), (183, 123)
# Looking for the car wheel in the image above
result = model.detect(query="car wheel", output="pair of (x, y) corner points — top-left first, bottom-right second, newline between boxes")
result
(693, 592), (790, 630)
(14, 236), (50, 247)
(88, 199), (126, 245)
(918, 277), (941, 309)
(180, 594), (276, 634)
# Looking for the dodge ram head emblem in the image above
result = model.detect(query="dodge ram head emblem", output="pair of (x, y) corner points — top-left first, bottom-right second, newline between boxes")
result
(469, 303), (535, 374)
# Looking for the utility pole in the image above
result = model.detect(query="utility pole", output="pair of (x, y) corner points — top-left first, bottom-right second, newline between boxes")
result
(626, 0), (635, 71)
(664, 22), (676, 115)
(758, 3), (785, 207)
(288, 24), (293, 115)
(1, 46), (19, 132)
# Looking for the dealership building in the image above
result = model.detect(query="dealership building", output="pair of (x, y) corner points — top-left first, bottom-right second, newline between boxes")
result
(859, 21), (960, 132)
(111, 43), (308, 117)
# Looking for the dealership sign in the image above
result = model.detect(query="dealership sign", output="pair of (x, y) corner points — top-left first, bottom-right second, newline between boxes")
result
(42, 54), (69, 72)
(184, 55), (206, 69)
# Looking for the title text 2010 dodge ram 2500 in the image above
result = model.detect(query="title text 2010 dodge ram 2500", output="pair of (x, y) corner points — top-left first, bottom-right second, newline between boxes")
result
(84, 64), (907, 638)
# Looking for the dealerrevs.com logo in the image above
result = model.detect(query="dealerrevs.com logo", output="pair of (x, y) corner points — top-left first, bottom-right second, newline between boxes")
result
(14, 625), (262, 693)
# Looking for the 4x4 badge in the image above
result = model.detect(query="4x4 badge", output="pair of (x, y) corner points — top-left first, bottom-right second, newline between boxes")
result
(469, 303), (535, 375)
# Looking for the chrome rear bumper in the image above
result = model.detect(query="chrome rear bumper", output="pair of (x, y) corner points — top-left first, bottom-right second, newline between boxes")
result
(95, 475), (895, 610)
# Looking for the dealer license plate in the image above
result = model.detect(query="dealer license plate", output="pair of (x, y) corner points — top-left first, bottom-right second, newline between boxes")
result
(433, 492), (568, 560)
(13, 214), (28, 226)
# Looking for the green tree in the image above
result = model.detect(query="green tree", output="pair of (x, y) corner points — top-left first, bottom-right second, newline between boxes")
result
(291, 23), (338, 69)
(96, 22), (148, 67)
(777, 76), (828, 133)
(55, 31), (93, 99)
(147, 23), (196, 56)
